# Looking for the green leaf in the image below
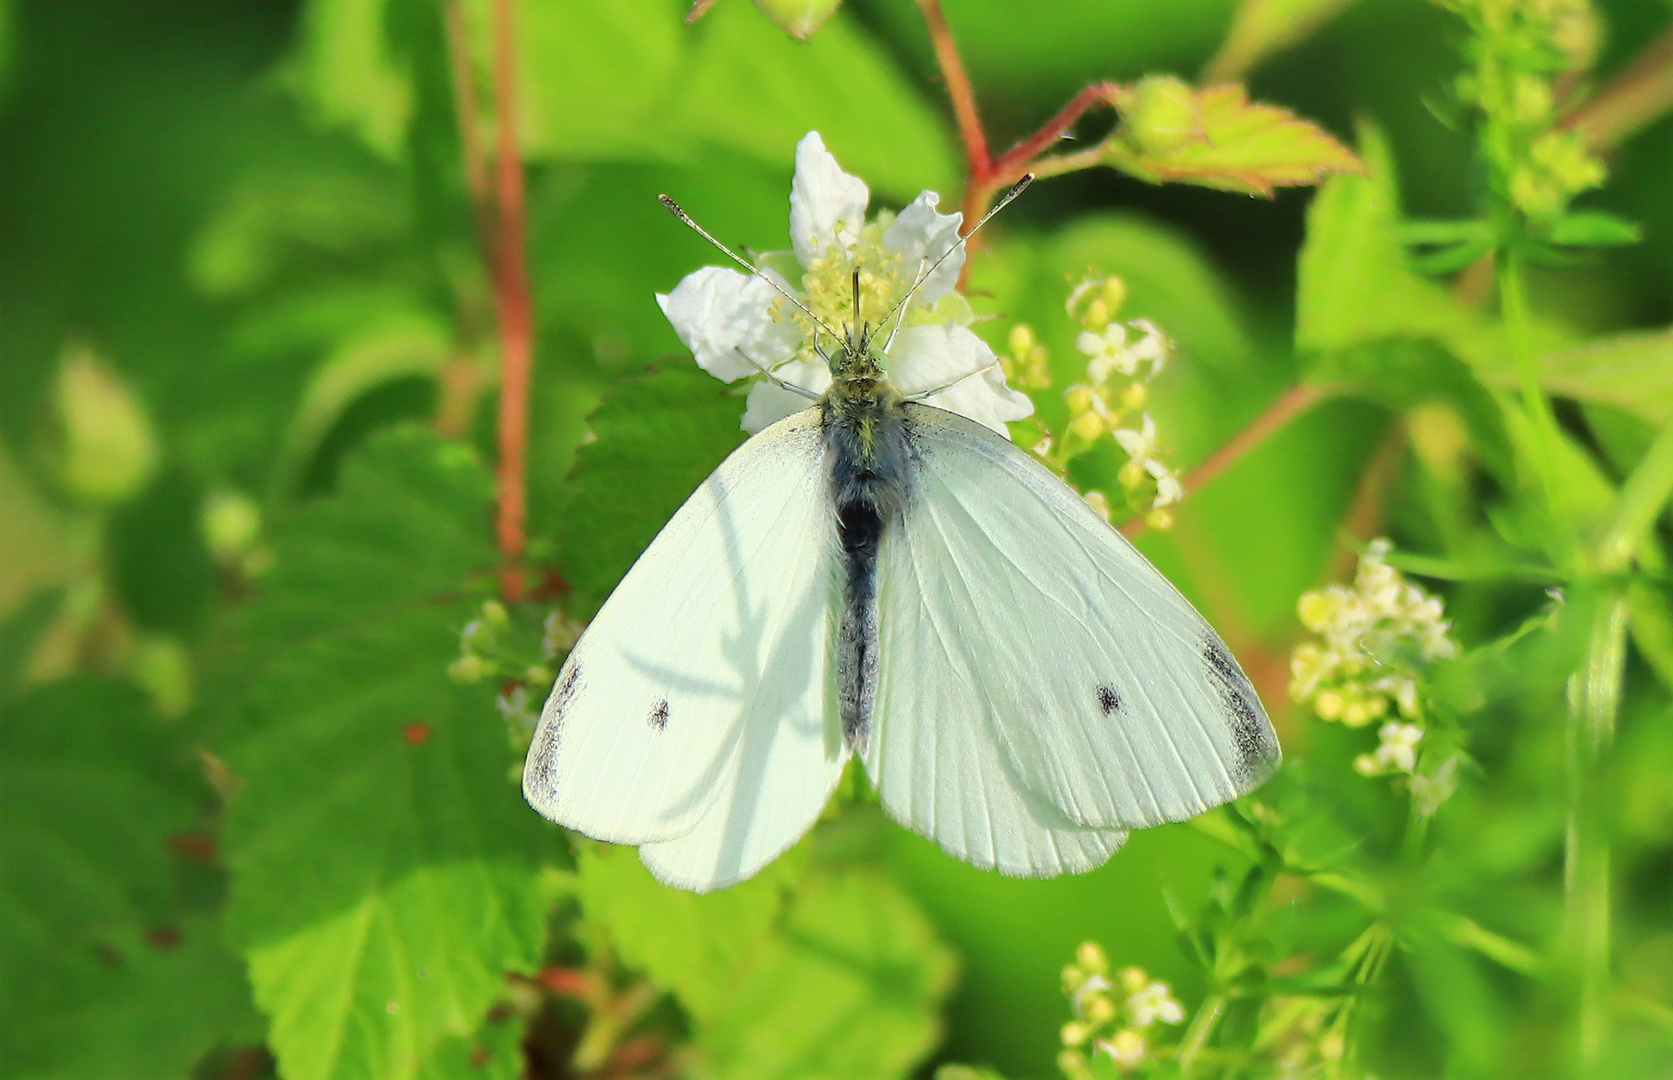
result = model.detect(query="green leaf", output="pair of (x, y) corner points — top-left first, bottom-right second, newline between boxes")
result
(1103, 80), (1362, 197)
(222, 428), (553, 1080)
(1508, 329), (1673, 427)
(0, 586), (63, 701)
(6, 917), (261, 1080)
(574, 845), (955, 1080)
(416, 1012), (526, 1080)
(301, 0), (955, 198)
(556, 366), (748, 609)
(0, 679), (199, 974)
(572, 841), (807, 1023)
(700, 868), (956, 1080)
(0, 679), (257, 1079)
(1304, 339), (1512, 480)
(1201, 0), (1360, 81)
(520, 0), (957, 198)
(289, 0), (415, 160)
(1543, 209), (1642, 248)
(1295, 120), (1570, 369)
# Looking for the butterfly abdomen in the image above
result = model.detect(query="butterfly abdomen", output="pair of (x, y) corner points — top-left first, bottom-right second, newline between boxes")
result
(824, 388), (913, 748)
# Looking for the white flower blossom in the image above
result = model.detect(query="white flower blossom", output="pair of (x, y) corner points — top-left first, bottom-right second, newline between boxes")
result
(1075, 318), (1170, 383)
(1410, 754), (1461, 817)
(1097, 1029), (1148, 1070)
(657, 132), (1033, 435)
(1126, 980), (1185, 1027)
(1356, 721), (1424, 775)
(1290, 538), (1458, 726)
(1112, 413), (1184, 509)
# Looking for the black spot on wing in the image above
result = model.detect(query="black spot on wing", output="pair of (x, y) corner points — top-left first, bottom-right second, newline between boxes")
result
(1096, 684), (1121, 716)
(647, 698), (669, 731)
(1201, 637), (1279, 786)
(525, 661), (583, 803)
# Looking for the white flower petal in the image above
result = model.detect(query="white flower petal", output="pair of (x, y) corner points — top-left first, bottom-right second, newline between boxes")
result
(1112, 427), (1147, 456)
(1075, 329), (1107, 357)
(789, 131), (868, 267)
(658, 266), (801, 383)
(739, 359), (830, 434)
(882, 190), (964, 306)
(889, 323), (1032, 435)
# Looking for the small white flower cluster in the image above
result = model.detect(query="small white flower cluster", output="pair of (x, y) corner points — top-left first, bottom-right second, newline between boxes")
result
(1289, 539), (1457, 727)
(448, 600), (586, 753)
(659, 132), (1033, 437)
(1290, 540), (1464, 811)
(1005, 274), (1183, 530)
(1059, 943), (1186, 1078)
(1066, 277), (1179, 528)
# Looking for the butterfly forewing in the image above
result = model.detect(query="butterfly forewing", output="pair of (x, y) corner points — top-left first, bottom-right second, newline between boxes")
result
(523, 409), (850, 884)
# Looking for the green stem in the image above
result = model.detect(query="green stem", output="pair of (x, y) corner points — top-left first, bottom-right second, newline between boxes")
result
(1176, 992), (1226, 1075)
(1596, 418), (1673, 573)
(1497, 251), (1567, 531)
(1564, 591), (1628, 1069)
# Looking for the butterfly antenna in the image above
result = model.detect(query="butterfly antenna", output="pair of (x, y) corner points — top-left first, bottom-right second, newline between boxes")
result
(852, 269), (864, 345)
(659, 194), (841, 341)
(876, 174), (1034, 351)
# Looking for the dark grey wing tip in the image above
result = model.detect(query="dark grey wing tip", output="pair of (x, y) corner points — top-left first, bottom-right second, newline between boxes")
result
(1201, 635), (1282, 791)
(522, 660), (583, 816)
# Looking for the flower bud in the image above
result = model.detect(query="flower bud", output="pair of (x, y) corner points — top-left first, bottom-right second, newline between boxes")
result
(1117, 76), (1203, 155)
(1070, 411), (1105, 442)
(1084, 993), (1117, 1024)
(1064, 386), (1097, 415)
(202, 489), (262, 563)
(448, 654), (489, 684)
(1061, 1020), (1090, 1047)
(1118, 459), (1147, 491)
(480, 599), (510, 632)
(1076, 941), (1109, 975)
(1145, 507), (1175, 531)
(53, 344), (159, 506)
(1082, 490), (1112, 522)
(1008, 323), (1037, 357)
(1101, 276), (1127, 313)
(1117, 965), (1148, 995)
(753, 0), (841, 41)
(1315, 689), (1344, 721)
(1083, 297), (1111, 332)
(1119, 382), (1147, 411)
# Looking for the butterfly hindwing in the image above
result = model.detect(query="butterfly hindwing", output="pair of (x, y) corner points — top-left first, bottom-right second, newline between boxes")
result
(866, 404), (1278, 846)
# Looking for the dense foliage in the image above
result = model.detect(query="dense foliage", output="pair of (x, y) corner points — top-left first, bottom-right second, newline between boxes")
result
(2, 1), (1670, 1078)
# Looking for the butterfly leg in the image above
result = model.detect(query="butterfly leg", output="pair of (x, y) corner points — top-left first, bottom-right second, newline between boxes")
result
(902, 359), (1001, 402)
(733, 347), (822, 401)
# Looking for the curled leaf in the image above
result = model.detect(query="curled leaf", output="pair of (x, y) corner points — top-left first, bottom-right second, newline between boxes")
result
(1103, 79), (1362, 197)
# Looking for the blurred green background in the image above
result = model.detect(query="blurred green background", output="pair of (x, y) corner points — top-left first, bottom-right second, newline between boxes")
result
(2, 1), (1669, 1078)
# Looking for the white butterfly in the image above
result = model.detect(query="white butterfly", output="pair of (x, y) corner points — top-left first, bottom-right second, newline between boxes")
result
(523, 139), (1278, 893)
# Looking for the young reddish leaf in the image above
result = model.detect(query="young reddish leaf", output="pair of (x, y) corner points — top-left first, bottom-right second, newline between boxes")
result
(1104, 79), (1362, 197)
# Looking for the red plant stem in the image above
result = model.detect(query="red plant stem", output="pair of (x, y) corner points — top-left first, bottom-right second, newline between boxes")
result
(981, 83), (1116, 198)
(1120, 383), (1330, 539)
(914, 0), (990, 219)
(489, 0), (533, 601)
(1184, 383), (1328, 497)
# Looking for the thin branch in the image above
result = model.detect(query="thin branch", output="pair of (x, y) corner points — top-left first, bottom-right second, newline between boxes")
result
(989, 83), (1116, 187)
(442, 0), (492, 235)
(914, 0), (991, 220)
(489, 0), (534, 601)
(1559, 25), (1673, 153)
(1120, 383), (1332, 539)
